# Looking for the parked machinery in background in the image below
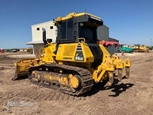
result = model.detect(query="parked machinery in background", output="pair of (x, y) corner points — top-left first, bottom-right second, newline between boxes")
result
(0, 49), (4, 53)
(132, 44), (149, 53)
(119, 45), (133, 53)
(98, 40), (119, 55)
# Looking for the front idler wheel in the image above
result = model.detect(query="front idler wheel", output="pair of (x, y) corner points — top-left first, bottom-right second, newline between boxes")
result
(30, 71), (41, 83)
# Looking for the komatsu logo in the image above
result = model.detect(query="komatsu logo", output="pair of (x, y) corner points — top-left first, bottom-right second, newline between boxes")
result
(63, 57), (72, 60)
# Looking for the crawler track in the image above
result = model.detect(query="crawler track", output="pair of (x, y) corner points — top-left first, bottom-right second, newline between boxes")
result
(28, 64), (94, 96)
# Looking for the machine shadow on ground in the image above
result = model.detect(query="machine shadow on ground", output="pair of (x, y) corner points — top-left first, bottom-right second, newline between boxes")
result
(84, 78), (134, 97)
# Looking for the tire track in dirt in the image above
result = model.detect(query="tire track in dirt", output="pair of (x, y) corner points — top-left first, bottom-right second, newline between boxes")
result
(0, 87), (91, 106)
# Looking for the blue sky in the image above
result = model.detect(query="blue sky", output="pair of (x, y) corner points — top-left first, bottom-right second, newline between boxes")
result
(0, 0), (153, 48)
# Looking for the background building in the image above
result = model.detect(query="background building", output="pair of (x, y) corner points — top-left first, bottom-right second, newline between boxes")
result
(26, 20), (57, 54)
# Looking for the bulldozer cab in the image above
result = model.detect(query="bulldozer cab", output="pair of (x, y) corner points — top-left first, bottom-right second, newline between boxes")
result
(55, 12), (103, 44)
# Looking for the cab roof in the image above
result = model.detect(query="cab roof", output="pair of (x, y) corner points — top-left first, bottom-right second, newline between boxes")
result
(56, 12), (102, 22)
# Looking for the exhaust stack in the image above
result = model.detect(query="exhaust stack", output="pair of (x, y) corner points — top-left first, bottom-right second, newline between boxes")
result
(42, 28), (47, 45)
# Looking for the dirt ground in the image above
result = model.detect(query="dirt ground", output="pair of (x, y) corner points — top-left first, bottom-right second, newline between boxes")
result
(0, 51), (153, 115)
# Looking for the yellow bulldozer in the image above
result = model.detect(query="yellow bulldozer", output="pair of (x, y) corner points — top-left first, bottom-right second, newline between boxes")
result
(12, 12), (131, 96)
(132, 44), (149, 53)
